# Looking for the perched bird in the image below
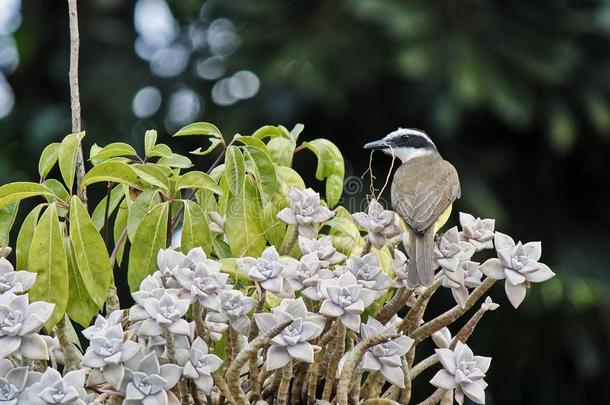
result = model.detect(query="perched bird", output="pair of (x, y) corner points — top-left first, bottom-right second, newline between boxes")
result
(364, 128), (461, 287)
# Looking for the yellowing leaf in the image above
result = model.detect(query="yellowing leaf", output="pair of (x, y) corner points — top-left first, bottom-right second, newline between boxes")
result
(0, 182), (55, 210)
(174, 122), (223, 139)
(176, 171), (222, 195)
(144, 130), (157, 157)
(181, 200), (213, 256)
(224, 146), (245, 195)
(38, 143), (60, 180)
(80, 161), (144, 190)
(65, 238), (99, 327)
(302, 139), (345, 208)
(0, 202), (18, 247)
(16, 204), (44, 270)
(225, 176), (266, 257)
(28, 204), (69, 329)
(59, 132), (85, 191)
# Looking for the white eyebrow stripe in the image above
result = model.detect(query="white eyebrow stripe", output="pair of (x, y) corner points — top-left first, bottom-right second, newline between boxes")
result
(384, 128), (435, 148)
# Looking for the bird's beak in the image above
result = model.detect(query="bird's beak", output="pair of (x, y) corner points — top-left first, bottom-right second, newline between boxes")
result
(364, 139), (389, 150)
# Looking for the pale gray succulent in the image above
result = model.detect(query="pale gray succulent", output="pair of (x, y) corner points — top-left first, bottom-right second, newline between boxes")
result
(0, 258), (36, 295)
(157, 247), (206, 288)
(352, 199), (402, 249)
(448, 260), (483, 308)
(431, 327), (454, 349)
(479, 232), (555, 308)
(298, 236), (345, 266)
(341, 253), (393, 291)
(299, 268), (336, 301)
(0, 292), (54, 359)
(131, 273), (166, 306)
(129, 291), (191, 337)
(179, 337), (223, 393)
(434, 227), (476, 274)
(318, 272), (377, 331)
(238, 246), (297, 297)
(0, 359), (40, 404)
(254, 298), (325, 370)
(459, 213), (495, 251)
(0, 247), (11, 259)
(81, 324), (141, 388)
(25, 368), (88, 405)
(119, 351), (182, 405)
(287, 253), (323, 292)
(276, 188), (335, 238)
(207, 289), (256, 335)
(82, 310), (123, 340)
(359, 317), (414, 388)
(202, 320), (228, 342)
(430, 341), (491, 405)
(208, 211), (225, 235)
(174, 259), (228, 311)
(391, 249), (410, 288)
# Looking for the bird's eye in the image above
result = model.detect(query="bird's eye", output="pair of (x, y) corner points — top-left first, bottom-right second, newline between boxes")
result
(401, 135), (410, 140)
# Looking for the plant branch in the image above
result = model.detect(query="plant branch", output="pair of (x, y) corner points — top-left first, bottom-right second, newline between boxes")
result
(55, 317), (80, 373)
(416, 388), (447, 405)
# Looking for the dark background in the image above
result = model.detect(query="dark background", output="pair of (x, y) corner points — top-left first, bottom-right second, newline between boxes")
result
(1, 1), (609, 403)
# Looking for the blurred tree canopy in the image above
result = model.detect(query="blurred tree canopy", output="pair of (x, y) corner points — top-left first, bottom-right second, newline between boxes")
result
(0, 0), (609, 403)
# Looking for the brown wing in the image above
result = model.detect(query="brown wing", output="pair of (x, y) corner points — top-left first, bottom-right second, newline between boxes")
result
(391, 155), (460, 233)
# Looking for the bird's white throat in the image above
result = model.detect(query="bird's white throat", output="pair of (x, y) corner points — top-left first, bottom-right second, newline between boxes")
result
(384, 146), (435, 163)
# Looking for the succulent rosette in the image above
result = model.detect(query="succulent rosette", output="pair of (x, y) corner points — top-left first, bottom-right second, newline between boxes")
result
(129, 291), (191, 337)
(179, 337), (222, 394)
(341, 253), (392, 292)
(25, 368), (89, 405)
(276, 188), (335, 238)
(459, 213), (495, 251)
(237, 246), (297, 297)
(352, 199), (402, 249)
(0, 359), (40, 403)
(298, 236), (345, 266)
(0, 257), (36, 295)
(119, 352), (182, 405)
(206, 289), (256, 335)
(174, 259), (228, 311)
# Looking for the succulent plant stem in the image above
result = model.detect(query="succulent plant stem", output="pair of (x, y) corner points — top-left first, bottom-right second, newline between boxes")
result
(55, 317), (80, 373)
(322, 322), (346, 401)
(417, 388), (447, 405)
(277, 362), (293, 405)
(374, 287), (412, 324)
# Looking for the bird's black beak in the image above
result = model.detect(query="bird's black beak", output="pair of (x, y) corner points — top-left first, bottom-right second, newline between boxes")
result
(364, 139), (389, 150)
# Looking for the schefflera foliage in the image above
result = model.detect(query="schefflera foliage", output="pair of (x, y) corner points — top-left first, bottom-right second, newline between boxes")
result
(0, 123), (344, 330)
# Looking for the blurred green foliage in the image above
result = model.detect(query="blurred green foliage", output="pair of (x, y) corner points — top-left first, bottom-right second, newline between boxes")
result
(0, 0), (609, 403)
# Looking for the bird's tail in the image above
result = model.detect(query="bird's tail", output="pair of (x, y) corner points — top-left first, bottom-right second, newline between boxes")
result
(407, 227), (436, 287)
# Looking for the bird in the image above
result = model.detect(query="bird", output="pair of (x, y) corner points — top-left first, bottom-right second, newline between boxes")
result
(364, 128), (461, 287)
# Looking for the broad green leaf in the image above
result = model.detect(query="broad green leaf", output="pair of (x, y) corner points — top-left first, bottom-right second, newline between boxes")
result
(234, 135), (270, 154)
(59, 131), (85, 191)
(128, 202), (169, 291)
(225, 176), (266, 257)
(327, 216), (363, 255)
(92, 185), (125, 231)
(144, 130), (157, 157)
(252, 125), (291, 139)
(127, 189), (158, 241)
(42, 179), (70, 218)
(277, 166), (306, 191)
(212, 236), (232, 259)
(190, 138), (223, 156)
(132, 164), (170, 194)
(158, 153), (193, 169)
(80, 161), (144, 190)
(209, 164), (225, 182)
(224, 146), (245, 195)
(244, 146), (287, 247)
(38, 143), (60, 180)
(0, 202), (18, 247)
(113, 199), (128, 266)
(176, 171), (222, 194)
(148, 144), (173, 159)
(0, 182), (54, 210)
(28, 204), (69, 329)
(65, 238), (99, 327)
(268, 137), (296, 166)
(302, 139), (345, 207)
(217, 176), (229, 215)
(69, 196), (112, 309)
(16, 204), (44, 270)
(174, 122), (223, 139)
(181, 200), (213, 256)
(196, 189), (219, 212)
(90, 142), (138, 161)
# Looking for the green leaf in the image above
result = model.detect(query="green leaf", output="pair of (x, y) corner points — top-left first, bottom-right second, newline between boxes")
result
(90, 142), (138, 161)
(302, 139), (345, 207)
(38, 143), (60, 180)
(28, 204), (69, 329)
(69, 196), (112, 309)
(144, 130), (157, 157)
(268, 137), (296, 166)
(176, 171), (222, 194)
(92, 185), (125, 231)
(181, 200), (213, 256)
(234, 135), (270, 154)
(65, 238), (99, 327)
(327, 216), (363, 255)
(148, 143), (173, 159)
(244, 146), (287, 247)
(16, 204), (44, 270)
(0, 202), (18, 247)
(80, 161), (144, 190)
(252, 125), (291, 139)
(132, 164), (170, 194)
(225, 176), (266, 257)
(127, 188), (158, 241)
(128, 202), (169, 291)
(157, 153), (193, 169)
(59, 132), (85, 191)
(224, 146), (245, 195)
(190, 138), (223, 156)
(212, 236), (232, 259)
(42, 179), (70, 218)
(174, 122), (223, 139)
(196, 189), (219, 212)
(0, 182), (55, 210)
(113, 199), (128, 266)
(277, 166), (306, 191)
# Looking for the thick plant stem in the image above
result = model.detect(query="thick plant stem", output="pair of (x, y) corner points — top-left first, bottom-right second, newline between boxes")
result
(165, 332), (183, 400)
(277, 362), (293, 405)
(67, 0), (87, 204)
(399, 356), (412, 404)
(398, 278), (442, 334)
(322, 322), (346, 401)
(410, 354), (439, 380)
(291, 362), (307, 405)
(213, 372), (236, 405)
(374, 287), (412, 325)
(410, 278), (496, 342)
(306, 357), (320, 404)
(451, 305), (491, 347)
(55, 318), (79, 373)
(247, 288), (266, 402)
(417, 388), (447, 405)
(360, 239), (372, 256)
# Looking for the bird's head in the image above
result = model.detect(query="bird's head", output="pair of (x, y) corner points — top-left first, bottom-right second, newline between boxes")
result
(364, 128), (437, 162)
